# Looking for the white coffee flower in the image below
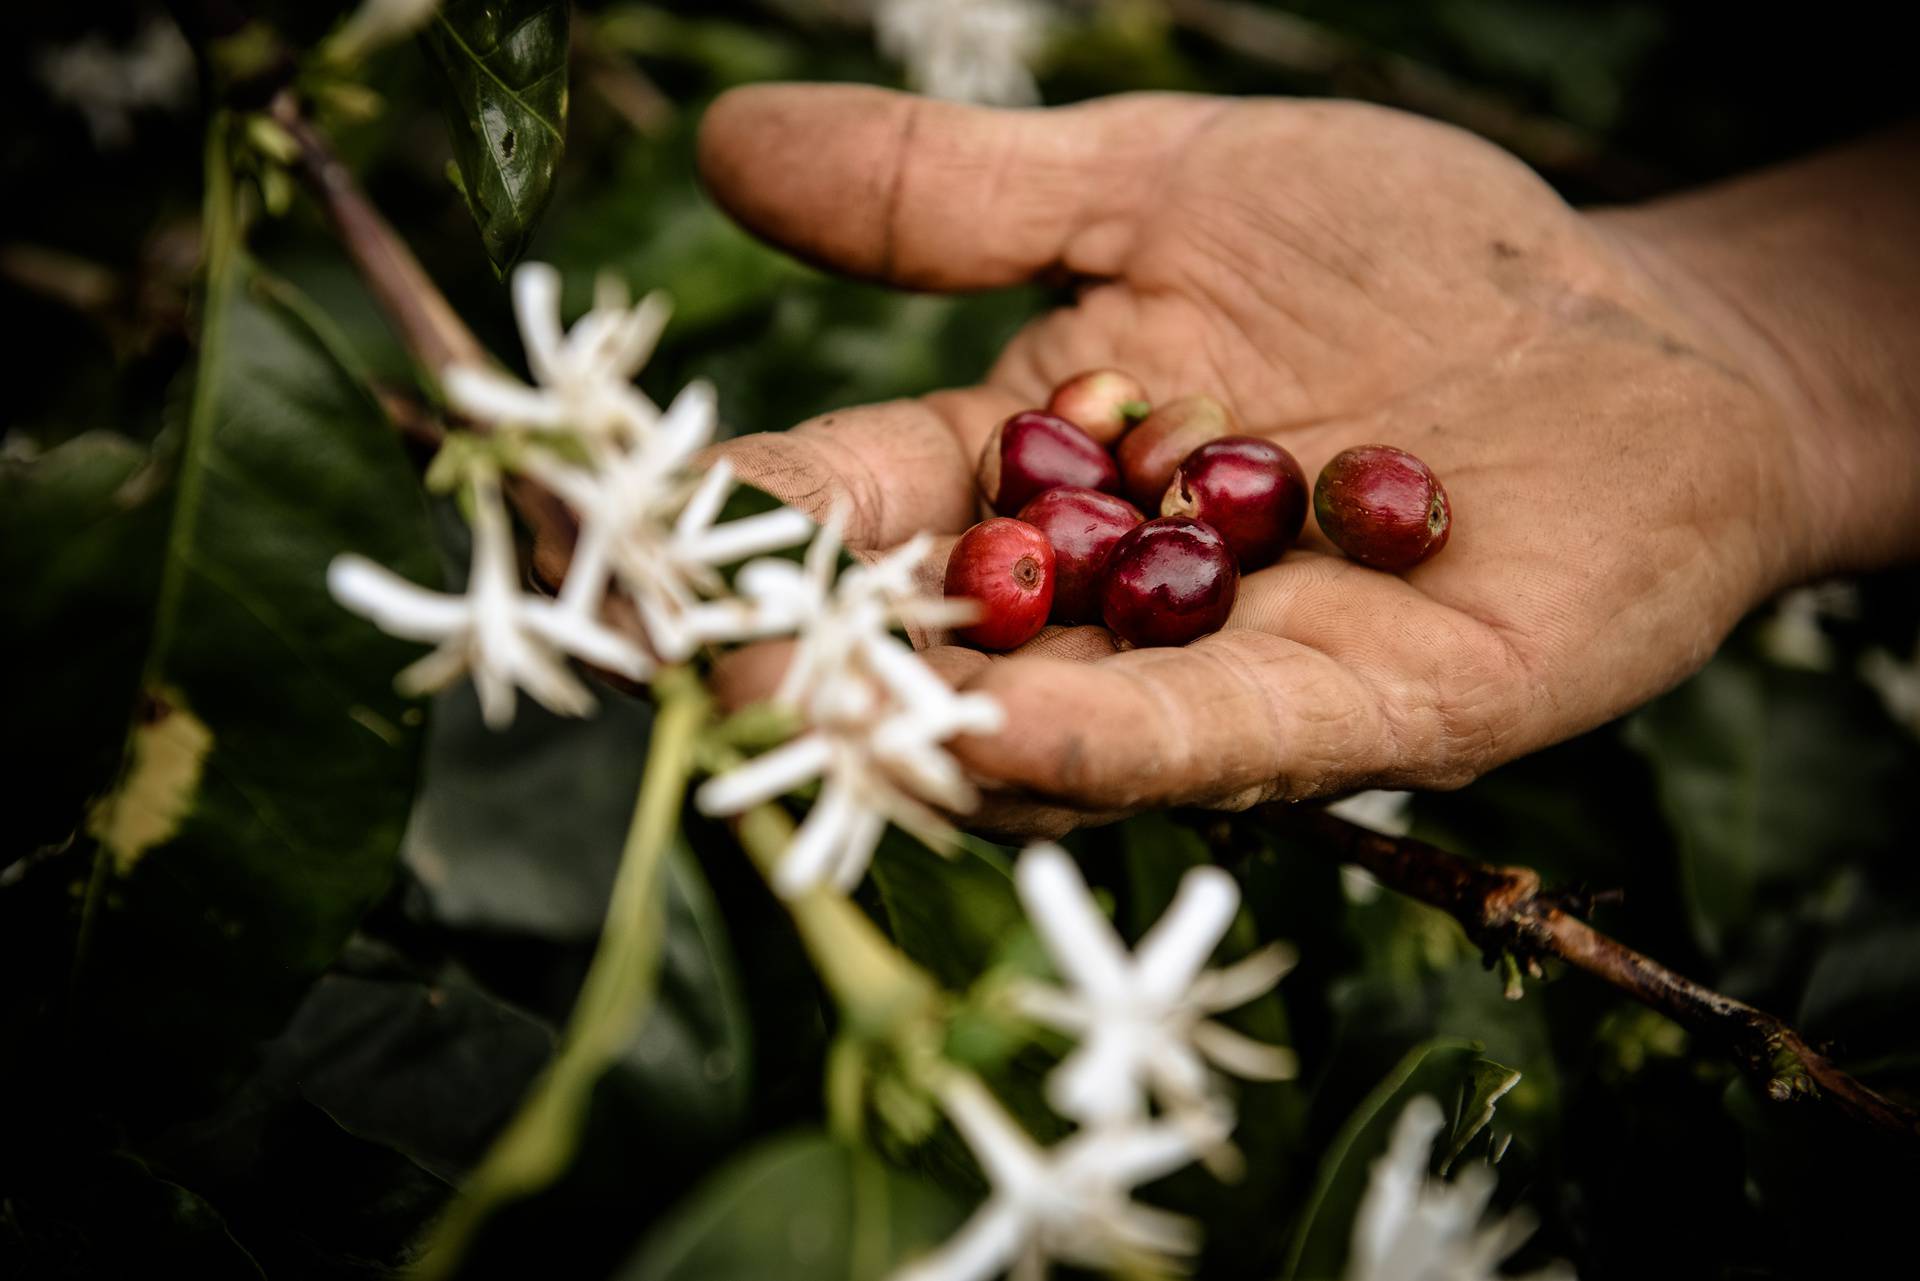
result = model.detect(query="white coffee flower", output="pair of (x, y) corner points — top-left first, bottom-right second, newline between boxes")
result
(694, 513), (1002, 897)
(874, 0), (1052, 106)
(520, 380), (814, 659)
(444, 263), (672, 445)
(890, 1073), (1223, 1281)
(1011, 844), (1297, 1126)
(328, 475), (649, 728)
(1348, 1097), (1571, 1281)
(38, 18), (194, 149)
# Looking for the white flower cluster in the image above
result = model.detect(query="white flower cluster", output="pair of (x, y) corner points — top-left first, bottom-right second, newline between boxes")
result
(37, 18), (195, 149)
(874, 0), (1054, 106)
(895, 844), (1296, 1281)
(1347, 1097), (1572, 1281)
(694, 514), (1002, 896)
(330, 262), (997, 896)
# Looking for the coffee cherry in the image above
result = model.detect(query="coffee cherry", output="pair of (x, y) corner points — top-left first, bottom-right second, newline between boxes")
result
(1116, 394), (1238, 508)
(945, 518), (1056, 650)
(1100, 517), (1238, 649)
(977, 410), (1123, 515)
(1313, 445), (1452, 571)
(1016, 486), (1144, 624)
(1161, 436), (1308, 570)
(1046, 369), (1151, 447)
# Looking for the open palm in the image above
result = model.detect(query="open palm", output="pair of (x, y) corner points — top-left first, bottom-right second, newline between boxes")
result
(694, 84), (1808, 834)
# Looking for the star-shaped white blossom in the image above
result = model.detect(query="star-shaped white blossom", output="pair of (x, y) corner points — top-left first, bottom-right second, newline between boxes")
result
(1011, 844), (1298, 1126)
(443, 262), (670, 444)
(328, 475), (649, 728)
(875, 0), (1052, 107)
(694, 512), (1002, 897)
(519, 380), (814, 659)
(891, 1073), (1223, 1281)
(1348, 1097), (1571, 1281)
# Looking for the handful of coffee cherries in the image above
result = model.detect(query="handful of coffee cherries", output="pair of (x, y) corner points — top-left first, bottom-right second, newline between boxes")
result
(944, 371), (1452, 651)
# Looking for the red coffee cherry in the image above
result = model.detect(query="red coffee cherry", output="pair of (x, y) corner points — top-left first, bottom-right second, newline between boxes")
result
(1116, 394), (1238, 508)
(1161, 436), (1308, 570)
(1016, 486), (1145, 624)
(945, 518), (1056, 650)
(977, 410), (1123, 515)
(1313, 445), (1452, 571)
(1100, 517), (1238, 649)
(1046, 369), (1151, 447)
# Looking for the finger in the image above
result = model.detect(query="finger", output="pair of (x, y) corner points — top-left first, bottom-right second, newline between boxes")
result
(709, 385), (1028, 549)
(698, 83), (1225, 290)
(947, 632), (1379, 813)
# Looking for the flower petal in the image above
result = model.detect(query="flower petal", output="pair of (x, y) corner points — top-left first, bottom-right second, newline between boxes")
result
(683, 505), (816, 567)
(694, 734), (834, 816)
(1013, 844), (1133, 1000)
(442, 366), (568, 429)
(1131, 865), (1240, 1003)
(773, 776), (861, 897)
(935, 1074), (1045, 1195)
(888, 1199), (1029, 1281)
(510, 262), (566, 386)
(328, 555), (469, 640)
(1187, 942), (1297, 1013)
(1188, 1019), (1298, 1082)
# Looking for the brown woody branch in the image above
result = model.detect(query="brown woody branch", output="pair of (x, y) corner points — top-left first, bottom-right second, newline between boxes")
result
(1261, 805), (1920, 1142)
(268, 91), (485, 375)
(266, 92), (592, 577)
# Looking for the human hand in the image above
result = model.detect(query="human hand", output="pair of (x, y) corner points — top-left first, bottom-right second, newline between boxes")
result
(686, 84), (1852, 836)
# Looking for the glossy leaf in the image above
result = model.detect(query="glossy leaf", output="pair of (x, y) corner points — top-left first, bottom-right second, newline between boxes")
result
(617, 1132), (963, 1281)
(57, 161), (438, 1113)
(424, 0), (570, 270)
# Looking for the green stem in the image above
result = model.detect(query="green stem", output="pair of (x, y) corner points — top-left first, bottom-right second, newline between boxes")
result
(733, 805), (937, 1037)
(414, 669), (709, 1278)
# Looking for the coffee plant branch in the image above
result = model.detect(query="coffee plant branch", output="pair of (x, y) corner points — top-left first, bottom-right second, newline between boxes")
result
(1264, 805), (1920, 1144)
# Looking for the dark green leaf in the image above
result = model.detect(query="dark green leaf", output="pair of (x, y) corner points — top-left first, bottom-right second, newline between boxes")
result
(406, 686), (658, 941)
(1626, 651), (1915, 957)
(0, 432), (171, 868)
(424, 1), (570, 270)
(0, 1151), (266, 1281)
(55, 193), (437, 1113)
(402, 683), (752, 1137)
(867, 828), (1023, 990)
(617, 1132), (963, 1281)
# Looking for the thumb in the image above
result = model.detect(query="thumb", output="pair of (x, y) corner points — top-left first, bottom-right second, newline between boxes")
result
(697, 83), (1222, 291)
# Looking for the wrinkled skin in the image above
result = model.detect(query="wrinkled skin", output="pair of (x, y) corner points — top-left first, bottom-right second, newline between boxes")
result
(659, 85), (1913, 838)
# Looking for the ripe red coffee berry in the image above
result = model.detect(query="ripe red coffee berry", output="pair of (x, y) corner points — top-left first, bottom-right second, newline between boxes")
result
(1100, 517), (1238, 649)
(977, 411), (1122, 515)
(1161, 436), (1309, 570)
(1046, 369), (1151, 447)
(945, 518), (1056, 651)
(1313, 445), (1452, 571)
(1116, 394), (1238, 508)
(1016, 486), (1144, 624)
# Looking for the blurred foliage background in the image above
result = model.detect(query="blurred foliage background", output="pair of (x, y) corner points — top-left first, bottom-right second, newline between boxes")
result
(3, 2), (1918, 1279)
